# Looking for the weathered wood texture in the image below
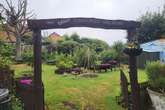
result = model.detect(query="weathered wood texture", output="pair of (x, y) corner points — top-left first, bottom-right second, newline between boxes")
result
(33, 29), (44, 110)
(0, 69), (14, 91)
(120, 70), (129, 107)
(127, 29), (137, 42)
(28, 18), (140, 30)
(129, 56), (140, 110)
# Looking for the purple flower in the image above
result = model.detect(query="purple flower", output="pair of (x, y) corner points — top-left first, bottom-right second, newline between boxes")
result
(20, 79), (32, 85)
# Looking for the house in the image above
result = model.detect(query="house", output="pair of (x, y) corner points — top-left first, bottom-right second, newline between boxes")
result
(48, 32), (63, 42)
(137, 39), (165, 68)
(0, 31), (16, 43)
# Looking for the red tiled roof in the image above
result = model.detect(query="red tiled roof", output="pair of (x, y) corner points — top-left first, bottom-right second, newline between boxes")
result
(48, 32), (63, 42)
(0, 31), (16, 43)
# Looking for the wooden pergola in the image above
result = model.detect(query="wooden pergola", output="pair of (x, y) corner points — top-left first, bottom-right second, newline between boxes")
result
(27, 17), (141, 110)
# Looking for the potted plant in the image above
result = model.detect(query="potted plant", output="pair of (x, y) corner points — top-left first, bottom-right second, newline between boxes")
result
(123, 42), (142, 56)
(145, 61), (165, 110)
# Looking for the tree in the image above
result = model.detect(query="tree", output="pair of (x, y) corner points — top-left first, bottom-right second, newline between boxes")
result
(101, 50), (117, 63)
(137, 7), (165, 43)
(63, 34), (71, 41)
(58, 40), (79, 55)
(0, 0), (33, 61)
(112, 41), (125, 60)
(79, 38), (109, 52)
(70, 33), (80, 42)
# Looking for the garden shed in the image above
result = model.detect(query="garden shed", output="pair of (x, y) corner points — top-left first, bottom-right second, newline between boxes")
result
(137, 39), (165, 68)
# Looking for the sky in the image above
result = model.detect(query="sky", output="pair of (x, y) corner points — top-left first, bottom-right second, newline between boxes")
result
(27, 0), (164, 45)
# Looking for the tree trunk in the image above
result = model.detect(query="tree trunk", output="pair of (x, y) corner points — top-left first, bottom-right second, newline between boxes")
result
(15, 34), (22, 61)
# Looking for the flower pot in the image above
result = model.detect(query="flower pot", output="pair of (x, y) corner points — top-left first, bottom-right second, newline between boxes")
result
(147, 88), (165, 110)
(123, 48), (142, 56)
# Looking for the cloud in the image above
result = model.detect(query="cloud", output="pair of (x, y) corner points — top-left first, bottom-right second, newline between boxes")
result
(28, 0), (164, 45)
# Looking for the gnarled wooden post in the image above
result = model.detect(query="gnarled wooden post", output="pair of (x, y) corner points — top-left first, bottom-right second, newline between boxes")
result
(129, 54), (140, 110)
(127, 29), (137, 42)
(124, 29), (142, 110)
(33, 29), (44, 110)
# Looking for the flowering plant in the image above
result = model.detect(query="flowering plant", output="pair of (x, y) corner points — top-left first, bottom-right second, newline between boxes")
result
(127, 41), (140, 49)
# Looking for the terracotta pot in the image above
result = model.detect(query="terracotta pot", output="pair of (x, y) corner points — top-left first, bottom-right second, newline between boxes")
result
(147, 88), (165, 110)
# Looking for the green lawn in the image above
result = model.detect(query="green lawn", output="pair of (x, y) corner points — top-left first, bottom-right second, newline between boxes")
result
(12, 64), (148, 110)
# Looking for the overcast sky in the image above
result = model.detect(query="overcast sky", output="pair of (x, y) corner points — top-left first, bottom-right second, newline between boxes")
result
(27, 0), (165, 45)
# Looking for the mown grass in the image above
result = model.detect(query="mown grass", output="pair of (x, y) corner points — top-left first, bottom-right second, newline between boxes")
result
(11, 64), (148, 110)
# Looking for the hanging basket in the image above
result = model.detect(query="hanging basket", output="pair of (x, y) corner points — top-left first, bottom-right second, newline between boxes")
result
(123, 48), (142, 56)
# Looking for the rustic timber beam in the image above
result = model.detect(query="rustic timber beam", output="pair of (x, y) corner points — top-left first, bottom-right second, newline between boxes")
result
(28, 17), (141, 30)
(33, 29), (44, 110)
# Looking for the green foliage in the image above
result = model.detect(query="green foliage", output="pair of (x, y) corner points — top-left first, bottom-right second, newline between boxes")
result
(0, 42), (13, 69)
(45, 33), (109, 58)
(80, 38), (109, 52)
(13, 64), (148, 110)
(112, 41), (124, 53)
(42, 48), (56, 63)
(137, 7), (165, 43)
(63, 34), (71, 41)
(12, 95), (23, 110)
(146, 61), (165, 91)
(21, 35), (33, 45)
(100, 41), (126, 63)
(0, 41), (15, 60)
(0, 56), (11, 69)
(58, 40), (79, 55)
(70, 33), (80, 42)
(56, 54), (74, 69)
(22, 50), (33, 66)
(101, 50), (117, 63)
(112, 41), (125, 60)
(74, 48), (97, 69)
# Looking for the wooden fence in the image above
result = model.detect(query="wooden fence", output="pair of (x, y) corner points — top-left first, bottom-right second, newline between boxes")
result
(0, 69), (14, 91)
(137, 51), (159, 69)
(120, 70), (129, 108)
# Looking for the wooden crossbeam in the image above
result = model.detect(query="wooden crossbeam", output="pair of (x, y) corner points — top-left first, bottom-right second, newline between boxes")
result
(28, 17), (140, 30)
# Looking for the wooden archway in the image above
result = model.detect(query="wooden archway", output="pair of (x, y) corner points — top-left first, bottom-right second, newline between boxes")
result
(27, 17), (141, 110)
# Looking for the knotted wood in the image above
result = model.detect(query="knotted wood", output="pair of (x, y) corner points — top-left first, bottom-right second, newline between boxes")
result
(120, 70), (129, 107)
(28, 18), (140, 30)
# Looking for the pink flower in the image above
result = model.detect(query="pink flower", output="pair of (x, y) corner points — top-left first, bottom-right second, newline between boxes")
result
(20, 79), (32, 85)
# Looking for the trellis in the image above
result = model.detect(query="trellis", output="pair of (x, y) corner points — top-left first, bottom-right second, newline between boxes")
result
(27, 17), (141, 110)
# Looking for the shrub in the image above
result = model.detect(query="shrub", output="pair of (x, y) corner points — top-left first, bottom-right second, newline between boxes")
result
(22, 50), (33, 66)
(42, 52), (56, 65)
(12, 95), (23, 110)
(56, 54), (74, 69)
(100, 50), (117, 63)
(55, 54), (75, 74)
(0, 41), (15, 62)
(74, 48), (97, 69)
(58, 40), (79, 55)
(145, 61), (165, 92)
(0, 55), (11, 69)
